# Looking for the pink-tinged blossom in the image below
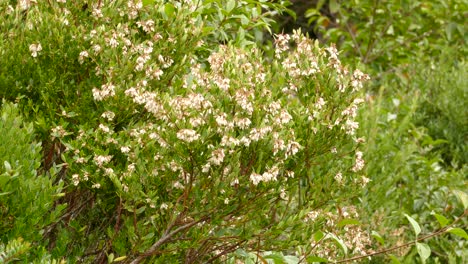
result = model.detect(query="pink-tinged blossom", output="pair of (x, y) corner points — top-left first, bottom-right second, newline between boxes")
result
(250, 173), (262, 186)
(352, 151), (365, 172)
(285, 141), (301, 158)
(176, 129), (199, 142)
(209, 148), (225, 166)
(92, 83), (115, 101)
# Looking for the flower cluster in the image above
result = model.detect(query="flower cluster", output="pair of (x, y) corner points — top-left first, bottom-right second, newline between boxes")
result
(305, 206), (373, 259)
(29, 43), (42, 57)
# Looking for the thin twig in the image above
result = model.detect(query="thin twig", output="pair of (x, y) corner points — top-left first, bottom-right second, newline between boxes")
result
(129, 216), (210, 264)
(334, 209), (467, 263)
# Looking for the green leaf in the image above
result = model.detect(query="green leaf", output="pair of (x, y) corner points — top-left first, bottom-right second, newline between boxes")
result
(314, 230), (324, 242)
(337, 218), (360, 228)
(113, 256), (127, 262)
(226, 0), (236, 13)
(164, 3), (176, 18)
(431, 212), (449, 228)
(388, 254), (401, 264)
(142, 0), (154, 6)
(4, 160), (11, 171)
(447, 228), (468, 240)
(371, 231), (385, 245)
(284, 255), (299, 264)
(306, 255), (328, 262)
(386, 25), (395, 35)
(0, 174), (11, 186)
(142, 232), (154, 240)
(405, 214), (421, 237)
(264, 252), (286, 263)
(329, 0), (340, 14)
(328, 233), (347, 255)
(452, 190), (468, 209)
(416, 242), (431, 263)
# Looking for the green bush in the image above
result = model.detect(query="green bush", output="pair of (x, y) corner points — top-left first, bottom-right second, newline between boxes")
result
(0, 102), (64, 261)
(0, 1), (373, 263)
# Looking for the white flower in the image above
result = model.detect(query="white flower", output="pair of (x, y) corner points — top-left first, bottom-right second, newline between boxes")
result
(209, 148), (225, 166)
(285, 141), (301, 158)
(121, 146), (131, 153)
(334, 172), (343, 184)
(93, 155), (112, 167)
(72, 174), (80, 186)
(29, 43), (42, 57)
(352, 151), (365, 172)
(250, 173), (262, 186)
(98, 124), (111, 133)
(78, 51), (89, 64)
(92, 83), (116, 101)
(101, 111), (115, 121)
(176, 129), (200, 143)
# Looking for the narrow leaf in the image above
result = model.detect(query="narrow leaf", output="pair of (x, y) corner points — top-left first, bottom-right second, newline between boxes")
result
(405, 214), (421, 236)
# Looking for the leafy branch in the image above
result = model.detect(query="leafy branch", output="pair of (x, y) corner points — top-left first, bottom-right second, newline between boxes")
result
(334, 209), (468, 263)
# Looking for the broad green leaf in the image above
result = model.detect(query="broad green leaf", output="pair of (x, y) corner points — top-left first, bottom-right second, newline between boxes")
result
(448, 228), (468, 240)
(314, 230), (324, 242)
(329, 0), (340, 13)
(306, 255), (328, 262)
(371, 231), (385, 245)
(164, 3), (176, 18)
(452, 190), (468, 209)
(226, 0), (236, 13)
(108, 253), (115, 263)
(337, 218), (360, 228)
(405, 214), (421, 237)
(431, 212), (449, 228)
(0, 191), (12, 196)
(416, 242), (431, 263)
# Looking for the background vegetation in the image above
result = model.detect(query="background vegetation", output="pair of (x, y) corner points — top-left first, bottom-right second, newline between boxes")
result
(0, 0), (466, 263)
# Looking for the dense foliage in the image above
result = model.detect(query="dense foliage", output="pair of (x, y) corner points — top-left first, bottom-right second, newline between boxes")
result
(0, 0), (466, 263)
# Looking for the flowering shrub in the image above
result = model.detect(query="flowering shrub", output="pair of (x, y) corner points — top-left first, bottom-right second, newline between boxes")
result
(0, 1), (372, 262)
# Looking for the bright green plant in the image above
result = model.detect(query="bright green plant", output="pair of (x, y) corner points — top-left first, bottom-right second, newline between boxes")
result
(305, 0), (467, 71)
(0, 102), (64, 261)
